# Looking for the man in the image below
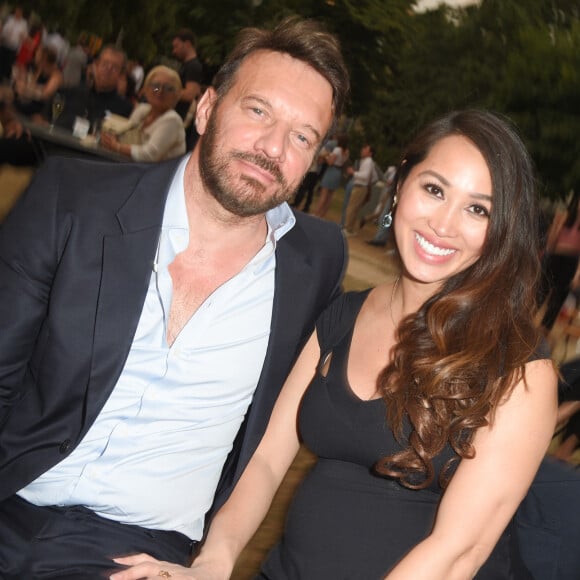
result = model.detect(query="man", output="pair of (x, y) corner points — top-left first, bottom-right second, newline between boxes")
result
(172, 28), (204, 149)
(56, 44), (133, 131)
(342, 143), (376, 235)
(0, 17), (349, 578)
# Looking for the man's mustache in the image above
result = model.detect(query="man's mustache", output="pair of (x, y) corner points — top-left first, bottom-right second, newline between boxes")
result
(232, 152), (286, 185)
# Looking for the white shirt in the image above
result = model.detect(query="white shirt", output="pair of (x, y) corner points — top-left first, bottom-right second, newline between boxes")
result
(1, 15), (27, 50)
(127, 103), (186, 162)
(19, 156), (296, 540)
(352, 156), (375, 187)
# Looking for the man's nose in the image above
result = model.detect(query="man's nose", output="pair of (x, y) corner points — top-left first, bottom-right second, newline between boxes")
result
(255, 123), (288, 162)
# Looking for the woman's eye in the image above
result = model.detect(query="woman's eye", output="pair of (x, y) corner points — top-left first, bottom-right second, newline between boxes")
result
(469, 204), (490, 218)
(424, 183), (443, 197)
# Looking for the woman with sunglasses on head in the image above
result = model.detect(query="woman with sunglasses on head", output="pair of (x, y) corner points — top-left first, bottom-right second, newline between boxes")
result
(112, 110), (558, 580)
(101, 65), (186, 162)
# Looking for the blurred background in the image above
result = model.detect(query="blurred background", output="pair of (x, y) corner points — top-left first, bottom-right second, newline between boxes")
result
(9, 0), (580, 205)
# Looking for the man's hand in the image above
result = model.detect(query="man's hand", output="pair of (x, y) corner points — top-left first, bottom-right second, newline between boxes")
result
(109, 553), (226, 580)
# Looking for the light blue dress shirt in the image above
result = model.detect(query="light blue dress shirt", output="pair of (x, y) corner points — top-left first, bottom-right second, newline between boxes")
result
(19, 156), (296, 540)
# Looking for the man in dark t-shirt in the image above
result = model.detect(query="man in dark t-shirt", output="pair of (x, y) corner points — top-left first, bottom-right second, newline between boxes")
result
(172, 28), (203, 150)
(56, 45), (132, 131)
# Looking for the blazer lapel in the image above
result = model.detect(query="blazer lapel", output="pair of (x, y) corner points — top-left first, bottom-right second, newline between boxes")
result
(234, 230), (314, 477)
(87, 159), (182, 414)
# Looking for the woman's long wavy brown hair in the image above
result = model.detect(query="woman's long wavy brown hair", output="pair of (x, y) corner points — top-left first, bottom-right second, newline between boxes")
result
(376, 110), (546, 489)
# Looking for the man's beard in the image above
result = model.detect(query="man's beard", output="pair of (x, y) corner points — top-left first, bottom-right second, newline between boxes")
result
(199, 106), (298, 218)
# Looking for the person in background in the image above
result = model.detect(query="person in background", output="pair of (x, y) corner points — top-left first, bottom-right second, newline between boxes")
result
(552, 357), (580, 463)
(128, 58), (144, 93)
(314, 132), (348, 218)
(292, 153), (321, 213)
(44, 26), (68, 68)
(113, 110), (558, 580)
(0, 97), (23, 138)
(116, 68), (138, 106)
(101, 65), (186, 162)
(13, 19), (42, 72)
(338, 162), (355, 228)
(0, 17), (349, 577)
(537, 190), (580, 334)
(0, 45), (130, 166)
(0, 88), (34, 165)
(13, 44), (63, 118)
(342, 142), (376, 236)
(49, 44), (132, 132)
(172, 28), (203, 150)
(61, 34), (88, 88)
(0, 5), (27, 81)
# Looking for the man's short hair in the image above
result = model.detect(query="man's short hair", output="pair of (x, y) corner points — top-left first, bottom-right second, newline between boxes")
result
(212, 16), (350, 128)
(174, 28), (197, 49)
(97, 44), (127, 71)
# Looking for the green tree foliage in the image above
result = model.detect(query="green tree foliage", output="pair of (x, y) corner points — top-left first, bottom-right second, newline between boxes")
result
(362, 0), (580, 197)
(170, 0), (416, 117)
(20, 0), (179, 63)
(495, 19), (580, 197)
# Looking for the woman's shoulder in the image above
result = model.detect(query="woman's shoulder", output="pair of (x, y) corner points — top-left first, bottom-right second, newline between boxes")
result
(150, 108), (184, 127)
(134, 102), (150, 112)
(316, 290), (372, 348)
(162, 109), (184, 123)
(130, 102), (150, 120)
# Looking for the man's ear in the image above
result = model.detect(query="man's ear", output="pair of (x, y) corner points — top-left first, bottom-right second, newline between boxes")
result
(195, 87), (218, 135)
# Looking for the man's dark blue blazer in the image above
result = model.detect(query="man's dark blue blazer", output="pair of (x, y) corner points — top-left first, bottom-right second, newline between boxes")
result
(0, 155), (347, 516)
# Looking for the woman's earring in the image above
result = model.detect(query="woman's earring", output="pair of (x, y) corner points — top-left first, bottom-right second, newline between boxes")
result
(382, 195), (397, 229)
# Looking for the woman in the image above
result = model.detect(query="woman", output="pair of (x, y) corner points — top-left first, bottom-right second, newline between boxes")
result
(111, 110), (557, 579)
(101, 65), (186, 162)
(537, 190), (580, 333)
(13, 44), (63, 118)
(14, 21), (43, 72)
(314, 133), (349, 218)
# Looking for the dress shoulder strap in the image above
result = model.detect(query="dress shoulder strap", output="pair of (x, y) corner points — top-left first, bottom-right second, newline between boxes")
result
(316, 290), (371, 352)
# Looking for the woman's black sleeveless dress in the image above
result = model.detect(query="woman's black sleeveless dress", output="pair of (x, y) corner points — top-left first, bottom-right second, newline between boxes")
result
(259, 291), (531, 580)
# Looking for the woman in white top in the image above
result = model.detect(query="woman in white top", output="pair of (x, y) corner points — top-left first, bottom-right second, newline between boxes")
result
(101, 65), (186, 162)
